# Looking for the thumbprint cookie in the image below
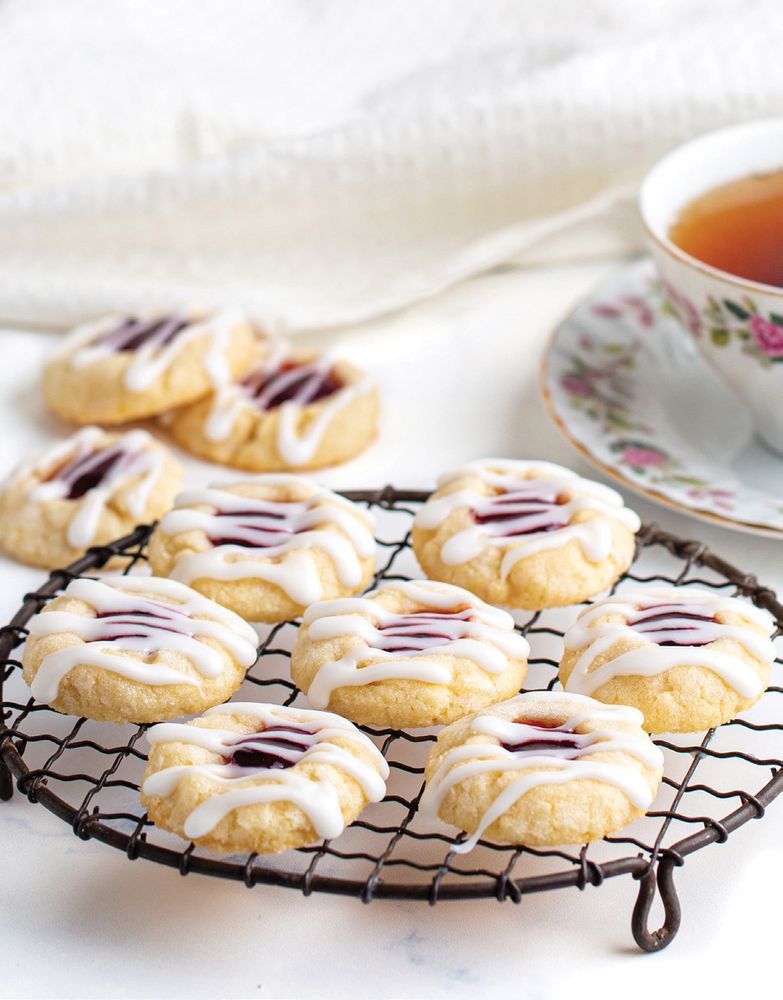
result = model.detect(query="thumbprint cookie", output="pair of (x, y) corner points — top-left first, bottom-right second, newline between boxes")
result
(147, 475), (377, 622)
(0, 427), (182, 568)
(291, 580), (529, 728)
(560, 586), (776, 732)
(42, 310), (256, 424)
(412, 459), (640, 609)
(163, 339), (379, 470)
(421, 691), (663, 851)
(21, 576), (259, 723)
(141, 702), (388, 854)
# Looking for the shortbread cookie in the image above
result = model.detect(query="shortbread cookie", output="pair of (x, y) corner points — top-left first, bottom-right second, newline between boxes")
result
(164, 339), (379, 470)
(147, 476), (377, 622)
(141, 702), (388, 853)
(421, 691), (663, 852)
(22, 576), (259, 723)
(42, 310), (256, 424)
(412, 459), (640, 610)
(560, 586), (776, 733)
(0, 427), (182, 568)
(291, 580), (529, 728)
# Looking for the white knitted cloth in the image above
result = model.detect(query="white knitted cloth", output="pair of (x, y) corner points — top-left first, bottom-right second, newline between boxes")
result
(1, 0), (781, 331)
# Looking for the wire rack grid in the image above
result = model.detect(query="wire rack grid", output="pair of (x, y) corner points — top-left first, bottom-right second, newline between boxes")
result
(2, 486), (783, 954)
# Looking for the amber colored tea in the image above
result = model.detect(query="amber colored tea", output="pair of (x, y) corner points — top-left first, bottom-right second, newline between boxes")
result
(668, 169), (783, 287)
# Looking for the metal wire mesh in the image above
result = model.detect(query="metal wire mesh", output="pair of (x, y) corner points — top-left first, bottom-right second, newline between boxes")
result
(2, 487), (783, 952)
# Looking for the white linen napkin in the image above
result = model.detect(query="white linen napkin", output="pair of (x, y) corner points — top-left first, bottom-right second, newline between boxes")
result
(1, 0), (781, 332)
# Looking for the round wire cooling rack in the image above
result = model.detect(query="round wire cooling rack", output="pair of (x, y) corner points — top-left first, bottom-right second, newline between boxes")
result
(2, 486), (783, 954)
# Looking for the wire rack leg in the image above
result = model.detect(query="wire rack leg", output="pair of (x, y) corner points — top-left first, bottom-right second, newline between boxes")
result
(631, 857), (682, 952)
(0, 747), (13, 801)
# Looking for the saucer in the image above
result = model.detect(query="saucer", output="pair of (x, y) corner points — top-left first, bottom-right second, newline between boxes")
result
(541, 258), (783, 537)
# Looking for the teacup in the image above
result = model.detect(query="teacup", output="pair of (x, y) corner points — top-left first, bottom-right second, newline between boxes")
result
(640, 118), (783, 454)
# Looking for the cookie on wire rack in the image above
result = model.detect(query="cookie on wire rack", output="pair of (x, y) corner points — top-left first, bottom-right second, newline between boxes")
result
(421, 690), (663, 851)
(21, 575), (259, 723)
(411, 458), (640, 610)
(559, 585), (776, 733)
(141, 702), (389, 854)
(147, 475), (377, 622)
(291, 579), (529, 728)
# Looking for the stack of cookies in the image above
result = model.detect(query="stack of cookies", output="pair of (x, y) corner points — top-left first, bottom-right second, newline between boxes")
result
(1, 309), (379, 567)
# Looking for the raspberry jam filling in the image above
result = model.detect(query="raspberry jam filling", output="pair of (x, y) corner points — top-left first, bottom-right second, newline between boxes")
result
(93, 602), (193, 641)
(242, 360), (343, 410)
(206, 502), (306, 548)
(373, 609), (473, 652)
(225, 724), (316, 770)
(628, 603), (718, 647)
(45, 445), (130, 500)
(472, 482), (569, 538)
(96, 315), (191, 352)
(502, 721), (582, 757)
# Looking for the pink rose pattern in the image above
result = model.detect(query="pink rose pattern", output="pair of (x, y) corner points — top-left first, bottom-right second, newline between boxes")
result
(557, 339), (647, 437)
(680, 289), (783, 366)
(661, 281), (702, 338)
(592, 295), (654, 328)
(750, 314), (783, 357)
(620, 446), (666, 468)
(558, 288), (738, 516)
(685, 487), (735, 513)
(560, 374), (592, 397)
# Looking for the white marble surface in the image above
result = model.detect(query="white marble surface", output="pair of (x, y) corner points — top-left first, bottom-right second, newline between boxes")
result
(1, 261), (781, 999)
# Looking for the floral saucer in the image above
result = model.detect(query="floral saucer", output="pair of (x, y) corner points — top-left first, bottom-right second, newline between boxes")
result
(541, 258), (783, 537)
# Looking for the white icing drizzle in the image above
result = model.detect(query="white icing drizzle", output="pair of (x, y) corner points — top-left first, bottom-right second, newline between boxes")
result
(27, 576), (259, 703)
(56, 310), (245, 392)
(203, 339), (373, 466)
(24, 427), (165, 548)
(276, 376), (373, 466)
(421, 692), (662, 853)
(299, 580), (530, 709)
(562, 586), (775, 699)
(415, 459), (640, 575)
(158, 478), (376, 606)
(143, 702), (388, 840)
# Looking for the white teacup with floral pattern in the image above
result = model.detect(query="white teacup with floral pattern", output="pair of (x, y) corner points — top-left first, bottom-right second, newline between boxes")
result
(640, 119), (783, 454)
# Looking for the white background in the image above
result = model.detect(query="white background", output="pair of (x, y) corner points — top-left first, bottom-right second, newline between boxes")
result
(2, 259), (782, 998)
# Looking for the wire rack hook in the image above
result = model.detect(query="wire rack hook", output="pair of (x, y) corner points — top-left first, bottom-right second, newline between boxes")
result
(631, 855), (683, 952)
